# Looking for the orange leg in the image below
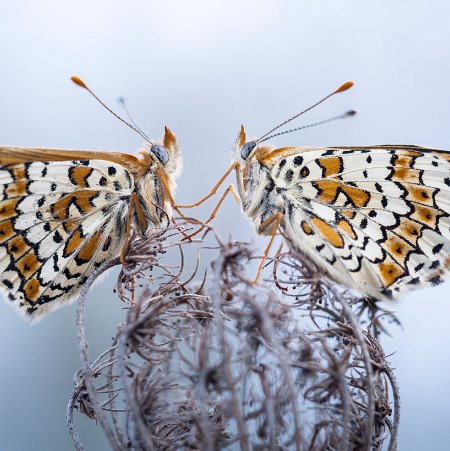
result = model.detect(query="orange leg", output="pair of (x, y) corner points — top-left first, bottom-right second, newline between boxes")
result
(274, 242), (284, 258)
(133, 193), (148, 232)
(155, 167), (192, 221)
(120, 192), (142, 264)
(182, 184), (241, 240)
(175, 162), (239, 209)
(253, 212), (284, 285)
(154, 167), (200, 242)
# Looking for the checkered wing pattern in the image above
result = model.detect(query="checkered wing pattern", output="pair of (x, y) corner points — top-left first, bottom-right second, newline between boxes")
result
(264, 145), (450, 300)
(0, 158), (133, 321)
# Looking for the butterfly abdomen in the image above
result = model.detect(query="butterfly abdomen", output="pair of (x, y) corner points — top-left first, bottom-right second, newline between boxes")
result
(241, 160), (284, 236)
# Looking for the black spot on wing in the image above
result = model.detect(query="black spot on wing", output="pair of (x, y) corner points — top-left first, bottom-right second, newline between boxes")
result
(285, 169), (294, 183)
(293, 155), (303, 166)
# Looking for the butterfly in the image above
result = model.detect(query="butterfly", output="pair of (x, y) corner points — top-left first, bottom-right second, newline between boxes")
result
(0, 77), (182, 322)
(178, 82), (450, 301)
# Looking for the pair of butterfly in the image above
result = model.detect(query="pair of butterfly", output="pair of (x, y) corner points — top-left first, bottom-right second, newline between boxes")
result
(2, 76), (450, 323)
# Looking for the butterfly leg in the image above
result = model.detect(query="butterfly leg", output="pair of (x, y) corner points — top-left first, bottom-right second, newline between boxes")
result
(154, 168), (202, 243)
(155, 167), (200, 231)
(182, 184), (241, 240)
(275, 242), (284, 257)
(120, 192), (147, 264)
(253, 212), (284, 285)
(175, 162), (239, 209)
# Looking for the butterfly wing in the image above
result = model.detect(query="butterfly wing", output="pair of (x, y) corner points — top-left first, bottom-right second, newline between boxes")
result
(0, 148), (136, 321)
(266, 145), (450, 300)
(0, 146), (144, 173)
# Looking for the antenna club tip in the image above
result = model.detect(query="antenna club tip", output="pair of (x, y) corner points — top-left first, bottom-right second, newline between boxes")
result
(346, 109), (357, 116)
(335, 81), (354, 93)
(71, 76), (88, 89)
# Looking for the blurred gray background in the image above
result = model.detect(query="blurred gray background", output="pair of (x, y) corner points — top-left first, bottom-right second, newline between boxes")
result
(1, 1), (450, 449)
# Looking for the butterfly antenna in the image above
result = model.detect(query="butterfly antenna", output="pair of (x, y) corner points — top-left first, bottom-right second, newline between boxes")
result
(256, 81), (353, 142)
(71, 76), (153, 144)
(117, 96), (149, 139)
(259, 110), (357, 143)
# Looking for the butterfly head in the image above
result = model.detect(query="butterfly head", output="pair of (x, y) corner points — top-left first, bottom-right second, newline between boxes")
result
(235, 125), (258, 163)
(141, 126), (182, 177)
(149, 144), (169, 165)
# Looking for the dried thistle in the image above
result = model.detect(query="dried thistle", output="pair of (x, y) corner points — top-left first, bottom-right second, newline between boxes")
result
(67, 225), (400, 451)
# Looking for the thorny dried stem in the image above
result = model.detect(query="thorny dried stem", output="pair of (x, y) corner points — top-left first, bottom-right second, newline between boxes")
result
(67, 225), (401, 450)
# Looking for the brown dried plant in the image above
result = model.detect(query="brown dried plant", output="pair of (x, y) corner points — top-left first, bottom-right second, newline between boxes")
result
(67, 224), (400, 451)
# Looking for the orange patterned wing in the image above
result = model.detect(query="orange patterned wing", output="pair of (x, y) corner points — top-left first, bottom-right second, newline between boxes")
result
(0, 146), (148, 177)
(0, 148), (137, 322)
(248, 144), (450, 300)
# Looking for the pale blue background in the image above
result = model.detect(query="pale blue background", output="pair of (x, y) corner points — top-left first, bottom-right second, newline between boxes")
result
(1, 1), (450, 449)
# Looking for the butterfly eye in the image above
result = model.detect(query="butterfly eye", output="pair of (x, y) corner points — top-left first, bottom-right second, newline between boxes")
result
(150, 144), (169, 165)
(241, 141), (256, 160)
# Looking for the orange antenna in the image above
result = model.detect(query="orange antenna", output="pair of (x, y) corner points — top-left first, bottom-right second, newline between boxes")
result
(259, 110), (357, 143)
(256, 81), (354, 142)
(71, 76), (153, 144)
